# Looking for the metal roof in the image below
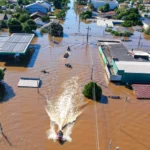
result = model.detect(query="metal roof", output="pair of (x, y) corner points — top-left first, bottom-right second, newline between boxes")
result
(115, 61), (150, 73)
(0, 33), (34, 54)
(132, 84), (150, 99)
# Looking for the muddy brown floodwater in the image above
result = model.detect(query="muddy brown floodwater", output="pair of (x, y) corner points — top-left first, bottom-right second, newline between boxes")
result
(0, 0), (150, 150)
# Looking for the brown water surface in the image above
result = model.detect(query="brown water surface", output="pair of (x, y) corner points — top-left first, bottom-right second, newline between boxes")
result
(0, 1), (150, 150)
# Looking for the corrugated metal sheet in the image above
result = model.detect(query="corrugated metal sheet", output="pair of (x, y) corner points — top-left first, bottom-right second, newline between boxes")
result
(132, 84), (150, 99)
(0, 34), (34, 54)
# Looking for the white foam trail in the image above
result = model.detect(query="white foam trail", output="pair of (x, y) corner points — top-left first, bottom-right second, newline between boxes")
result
(46, 77), (86, 142)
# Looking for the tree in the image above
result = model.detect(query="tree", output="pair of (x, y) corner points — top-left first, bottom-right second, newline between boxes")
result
(126, 13), (138, 20)
(49, 22), (63, 37)
(8, 18), (22, 33)
(98, 3), (110, 12)
(0, 20), (7, 28)
(22, 23), (32, 33)
(80, 10), (92, 19)
(144, 26), (150, 35)
(56, 9), (66, 19)
(10, 4), (15, 9)
(19, 14), (30, 23)
(82, 82), (102, 101)
(26, 19), (37, 30)
(41, 16), (50, 22)
(12, 13), (20, 19)
(0, 69), (4, 81)
(17, 0), (29, 5)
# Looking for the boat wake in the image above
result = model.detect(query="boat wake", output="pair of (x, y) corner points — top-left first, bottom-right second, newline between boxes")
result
(46, 77), (86, 142)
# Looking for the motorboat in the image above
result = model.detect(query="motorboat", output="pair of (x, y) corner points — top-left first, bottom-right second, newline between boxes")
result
(65, 63), (72, 68)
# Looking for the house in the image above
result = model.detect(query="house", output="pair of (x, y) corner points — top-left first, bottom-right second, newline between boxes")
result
(142, 18), (150, 29)
(91, 0), (118, 10)
(6, 0), (17, 4)
(0, 14), (12, 21)
(25, 2), (51, 14)
(144, 4), (150, 10)
(99, 11), (116, 18)
(34, 17), (46, 27)
(30, 11), (46, 19)
(119, 3), (128, 9)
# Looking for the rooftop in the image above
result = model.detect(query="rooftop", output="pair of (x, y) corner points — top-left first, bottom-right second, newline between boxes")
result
(132, 84), (150, 99)
(0, 33), (34, 54)
(101, 43), (150, 62)
(115, 61), (150, 73)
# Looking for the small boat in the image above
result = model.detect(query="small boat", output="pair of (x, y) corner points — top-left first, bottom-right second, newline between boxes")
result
(41, 70), (49, 74)
(64, 52), (69, 58)
(65, 63), (72, 68)
(108, 96), (120, 99)
(57, 130), (64, 142)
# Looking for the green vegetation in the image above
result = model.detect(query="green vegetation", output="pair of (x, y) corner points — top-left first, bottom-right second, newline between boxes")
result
(52, 0), (70, 9)
(144, 26), (150, 35)
(8, 18), (22, 33)
(115, 8), (143, 27)
(83, 82), (102, 101)
(56, 9), (66, 19)
(76, 0), (87, 5)
(0, 69), (4, 81)
(19, 14), (30, 23)
(0, 20), (7, 28)
(49, 22), (63, 37)
(41, 16), (50, 22)
(0, 0), (6, 6)
(40, 28), (49, 34)
(89, 3), (95, 11)
(105, 28), (131, 37)
(80, 10), (92, 19)
(98, 3), (110, 12)
(17, 0), (30, 5)
(10, 4), (15, 9)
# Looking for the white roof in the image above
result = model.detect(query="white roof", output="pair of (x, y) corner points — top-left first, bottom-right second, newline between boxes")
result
(18, 78), (40, 88)
(115, 61), (150, 74)
(132, 51), (150, 57)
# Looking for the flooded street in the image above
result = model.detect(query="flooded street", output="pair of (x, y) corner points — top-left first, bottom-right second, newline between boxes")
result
(0, 0), (150, 150)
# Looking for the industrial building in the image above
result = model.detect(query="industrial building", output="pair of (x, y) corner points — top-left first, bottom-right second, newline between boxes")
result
(0, 33), (34, 55)
(98, 40), (150, 84)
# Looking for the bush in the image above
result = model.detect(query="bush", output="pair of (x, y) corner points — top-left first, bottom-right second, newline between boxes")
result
(41, 16), (50, 22)
(105, 28), (112, 32)
(49, 22), (63, 37)
(10, 4), (15, 9)
(19, 14), (30, 23)
(40, 28), (48, 34)
(8, 18), (22, 33)
(144, 26), (150, 35)
(0, 20), (8, 28)
(80, 10), (92, 19)
(0, 69), (4, 81)
(83, 82), (102, 101)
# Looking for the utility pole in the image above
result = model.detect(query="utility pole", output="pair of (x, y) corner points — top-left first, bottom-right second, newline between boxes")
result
(86, 26), (91, 44)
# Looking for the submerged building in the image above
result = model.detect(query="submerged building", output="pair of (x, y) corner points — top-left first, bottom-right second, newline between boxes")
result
(98, 40), (150, 84)
(91, 0), (118, 10)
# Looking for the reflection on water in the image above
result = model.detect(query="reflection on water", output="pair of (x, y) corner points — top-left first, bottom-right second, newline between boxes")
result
(46, 77), (86, 142)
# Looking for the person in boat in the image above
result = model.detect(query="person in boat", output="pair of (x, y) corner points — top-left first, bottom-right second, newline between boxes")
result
(67, 46), (71, 51)
(57, 130), (63, 140)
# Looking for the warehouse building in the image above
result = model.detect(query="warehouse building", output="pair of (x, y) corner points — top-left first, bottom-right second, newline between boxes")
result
(0, 33), (34, 55)
(98, 40), (150, 84)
